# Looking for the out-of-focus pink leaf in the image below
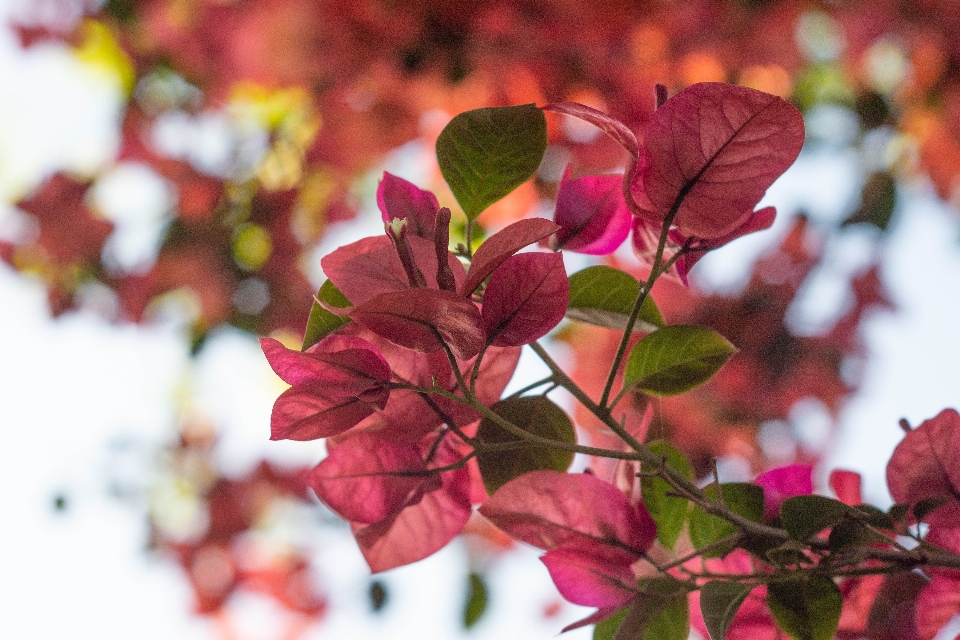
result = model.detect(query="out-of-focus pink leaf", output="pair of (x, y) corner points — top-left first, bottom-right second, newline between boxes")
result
(351, 438), (472, 572)
(755, 463), (813, 522)
(481, 252), (568, 346)
(916, 576), (960, 640)
(540, 547), (639, 608)
(887, 408), (960, 526)
(307, 432), (424, 524)
(829, 469), (863, 506)
(260, 335), (390, 392)
(322, 235), (466, 305)
(478, 470), (656, 557)
(376, 172), (440, 238)
(270, 383), (389, 441)
(637, 82), (804, 239)
(350, 288), (484, 360)
(542, 102), (639, 159)
(461, 218), (560, 296)
(553, 169), (632, 255)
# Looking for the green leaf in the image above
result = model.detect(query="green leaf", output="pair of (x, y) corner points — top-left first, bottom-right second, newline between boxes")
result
(462, 572), (488, 629)
(851, 504), (895, 529)
(689, 483), (764, 557)
(638, 592), (689, 640)
(593, 607), (630, 640)
(641, 441), (693, 549)
(781, 495), (851, 541)
(566, 266), (664, 332)
(767, 576), (842, 640)
(700, 581), (754, 640)
(475, 396), (576, 494)
(436, 104), (547, 220)
(624, 325), (736, 396)
(828, 517), (886, 551)
(301, 279), (351, 350)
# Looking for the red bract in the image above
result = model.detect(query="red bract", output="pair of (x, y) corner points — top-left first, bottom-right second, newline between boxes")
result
(350, 435), (472, 572)
(830, 469), (864, 506)
(307, 432), (426, 525)
(481, 252), (568, 347)
(321, 235), (466, 305)
(376, 171), (441, 238)
(479, 470), (655, 607)
(460, 218), (560, 297)
(261, 335), (391, 441)
(350, 288), (484, 359)
(916, 576), (960, 640)
(755, 463), (813, 521)
(553, 168), (632, 254)
(635, 82), (804, 239)
(887, 408), (960, 525)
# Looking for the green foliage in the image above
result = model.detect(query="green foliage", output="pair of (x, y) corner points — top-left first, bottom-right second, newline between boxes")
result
(690, 483), (764, 556)
(594, 579), (691, 640)
(475, 396), (576, 494)
(566, 266), (664, 332)
(436, 104), (547, 220)
(301, 280), (351, 350)
(624, 325), (736, 396)
(700, 581), (754, 640)
(641, 441), (693, 549)
(767, 576), (842, 640)
(462, 572), (488, 629)
(780, 495), (851, 541)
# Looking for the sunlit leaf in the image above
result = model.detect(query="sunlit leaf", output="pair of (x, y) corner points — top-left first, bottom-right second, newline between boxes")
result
(566, 266), (663, 333)
(624, 325), (736, 396)
(437, 104), (547, 220)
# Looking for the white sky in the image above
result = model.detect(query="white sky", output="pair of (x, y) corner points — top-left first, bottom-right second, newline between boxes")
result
(1, 6), (960, 640)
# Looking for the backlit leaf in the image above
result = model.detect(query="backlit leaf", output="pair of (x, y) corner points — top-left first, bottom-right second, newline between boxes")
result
(437, 104), (547, 220)
(767, 576), (842, 640)
(302, 279), (351, 350)
(476, 396), (576, 494)
(624, 325), (736, 396)
(566, 266), (663, 333)
(641, 441), (693, 548)
(690, 483), (764, 555)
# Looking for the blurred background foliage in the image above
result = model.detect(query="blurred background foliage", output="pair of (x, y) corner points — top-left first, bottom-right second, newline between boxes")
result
(4, 0), (960, 637)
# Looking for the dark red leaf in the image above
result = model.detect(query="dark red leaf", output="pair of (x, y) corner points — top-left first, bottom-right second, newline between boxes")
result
(270, 383), (389, 441)
(540, 547), (639, 608)
(636, 82), (804, 239)
(307, 432), (425, 524)
(887, 408), (960, 526)
(376, 171), (440, 238)
(481, 252), (568, 346)
(461, 218), (560, 296)
(350, 288), (484, 359)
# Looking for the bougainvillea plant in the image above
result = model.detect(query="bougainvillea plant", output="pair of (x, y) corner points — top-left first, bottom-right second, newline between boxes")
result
(262, 82), (960, 639)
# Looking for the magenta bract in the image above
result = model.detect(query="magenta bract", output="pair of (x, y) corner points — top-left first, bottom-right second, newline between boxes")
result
(553, 168), (632, 254)
(377, 171), (441, 238)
